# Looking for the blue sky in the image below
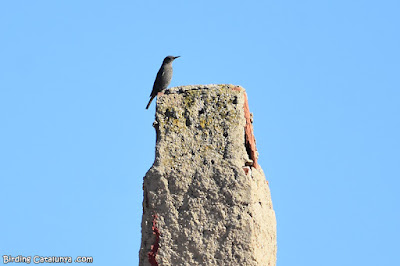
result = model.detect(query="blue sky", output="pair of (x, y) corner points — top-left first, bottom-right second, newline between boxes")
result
(1, 1), (399, 265)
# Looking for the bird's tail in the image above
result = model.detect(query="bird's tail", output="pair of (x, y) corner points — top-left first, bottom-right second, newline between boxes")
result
(146, 95), (156, 109)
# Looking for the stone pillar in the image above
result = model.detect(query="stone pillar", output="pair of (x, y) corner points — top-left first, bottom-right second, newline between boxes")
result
(139, 85), (276, 266)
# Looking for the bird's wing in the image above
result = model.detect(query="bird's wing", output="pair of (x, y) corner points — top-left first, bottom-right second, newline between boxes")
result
(150, 68), (164, 96)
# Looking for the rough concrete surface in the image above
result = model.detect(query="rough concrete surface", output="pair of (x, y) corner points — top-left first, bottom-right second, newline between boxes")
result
(139, 85), (276, 266)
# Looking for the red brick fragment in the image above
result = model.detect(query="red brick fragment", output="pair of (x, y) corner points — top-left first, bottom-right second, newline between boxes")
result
(148, 214), (160, 266)
(243, 166), (250, 175)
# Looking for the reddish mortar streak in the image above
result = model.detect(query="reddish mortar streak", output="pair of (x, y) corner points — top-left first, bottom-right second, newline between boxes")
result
(243, 92), (259, 168)
(148, 214), (160, 266)
(231, 86), (259, 169)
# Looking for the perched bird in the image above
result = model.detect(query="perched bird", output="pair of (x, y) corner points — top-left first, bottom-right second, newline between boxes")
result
(146, 55), (180, 109)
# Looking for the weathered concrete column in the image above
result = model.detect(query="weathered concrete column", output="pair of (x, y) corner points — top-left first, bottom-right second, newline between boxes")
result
(140, 85), (276, 266)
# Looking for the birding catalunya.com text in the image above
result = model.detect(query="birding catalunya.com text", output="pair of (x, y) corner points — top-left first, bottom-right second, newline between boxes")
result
(2, 255), (93, 264)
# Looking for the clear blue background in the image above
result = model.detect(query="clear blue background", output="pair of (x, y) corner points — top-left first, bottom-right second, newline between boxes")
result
(1, 1), (399, 265)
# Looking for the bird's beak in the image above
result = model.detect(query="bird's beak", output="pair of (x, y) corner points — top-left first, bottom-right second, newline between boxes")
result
(174, 56), (180, 59)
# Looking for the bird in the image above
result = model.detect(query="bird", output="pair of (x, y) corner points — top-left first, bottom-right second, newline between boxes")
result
(146, 55), (180, 109)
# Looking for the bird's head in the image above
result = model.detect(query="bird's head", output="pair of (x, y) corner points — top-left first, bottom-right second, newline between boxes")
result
(163, 55), (180, 64)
